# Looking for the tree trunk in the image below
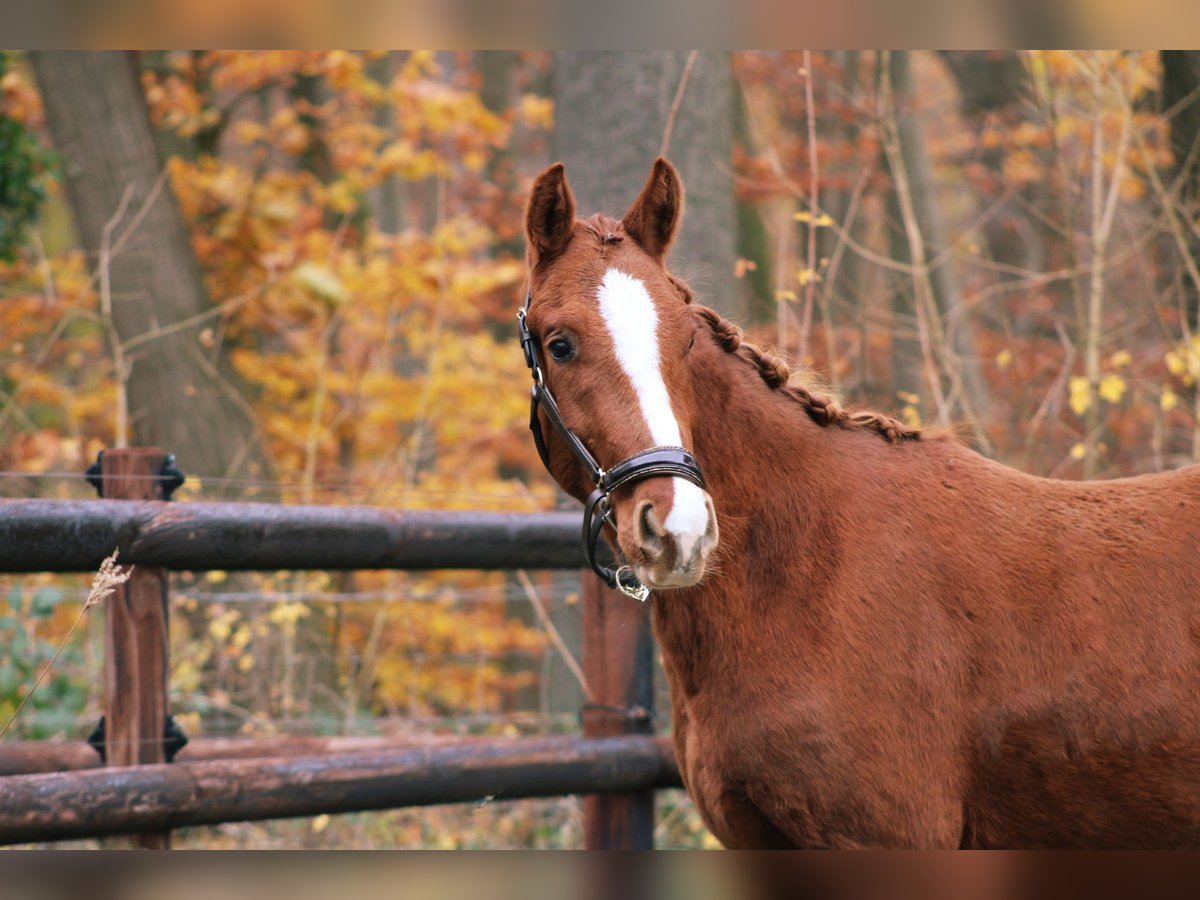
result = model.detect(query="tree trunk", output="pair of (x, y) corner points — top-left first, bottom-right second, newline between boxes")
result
(1161, 52), (1200, 332)
(1161, 52), (1200, 201)
(886, 51), (992, 441)
(939, 52), (1049, 332)
(553, 52), (739, 319)
(478, 51), (525, 260)
(30, 51), (269, 481)
(731, 78), (774, 324)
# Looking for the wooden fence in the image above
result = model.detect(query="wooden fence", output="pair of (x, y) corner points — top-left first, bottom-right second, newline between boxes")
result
(0, 447), (679, 848)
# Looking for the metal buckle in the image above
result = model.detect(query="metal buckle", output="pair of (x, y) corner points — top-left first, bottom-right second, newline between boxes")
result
(614, 566), (651, 603)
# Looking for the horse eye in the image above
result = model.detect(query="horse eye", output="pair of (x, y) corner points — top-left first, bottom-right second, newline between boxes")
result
(686, 332), (696, 354)
(547, 337), (575, 362)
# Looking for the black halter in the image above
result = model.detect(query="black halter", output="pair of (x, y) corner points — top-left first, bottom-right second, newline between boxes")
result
(518, 287), (706, 601)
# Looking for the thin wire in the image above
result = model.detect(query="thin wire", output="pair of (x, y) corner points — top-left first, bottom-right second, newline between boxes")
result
(0, 469), (542, 492)
(0, 469), (551, 498)
(1, 575), (584, 609)
(3, 711), (583, 742)
(0, 581), (585, 606)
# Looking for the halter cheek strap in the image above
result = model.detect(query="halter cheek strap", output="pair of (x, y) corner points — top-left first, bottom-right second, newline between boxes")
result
(518, 287), (706, 601)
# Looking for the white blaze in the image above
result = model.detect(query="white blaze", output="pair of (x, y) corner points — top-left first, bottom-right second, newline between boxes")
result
(596, 268), (710, 558)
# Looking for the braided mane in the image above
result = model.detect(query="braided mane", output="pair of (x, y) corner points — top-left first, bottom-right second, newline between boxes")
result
(691, 303), (920, 444)
(576, 210), (918, 444)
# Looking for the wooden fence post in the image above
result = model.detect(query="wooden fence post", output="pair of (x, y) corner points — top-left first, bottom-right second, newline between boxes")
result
(97, 447), (174, 849)
(581, 571), (656, 849)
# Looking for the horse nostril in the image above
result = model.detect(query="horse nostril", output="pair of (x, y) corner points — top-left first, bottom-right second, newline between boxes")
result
(637, 501), (664, 551)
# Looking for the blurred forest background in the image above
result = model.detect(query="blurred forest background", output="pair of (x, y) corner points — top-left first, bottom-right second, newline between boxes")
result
(3, 50), (1200, 847)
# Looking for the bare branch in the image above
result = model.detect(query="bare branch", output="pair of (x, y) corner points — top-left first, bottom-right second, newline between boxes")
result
(659, 51), (699, 160)
(516, 570), (594, 703)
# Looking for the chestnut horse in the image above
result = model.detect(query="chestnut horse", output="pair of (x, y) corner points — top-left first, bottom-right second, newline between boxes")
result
(522, 157), (1200, 848)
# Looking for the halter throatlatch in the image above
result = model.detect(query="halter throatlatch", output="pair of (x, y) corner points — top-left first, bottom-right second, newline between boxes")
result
(518, 287), (706, 601)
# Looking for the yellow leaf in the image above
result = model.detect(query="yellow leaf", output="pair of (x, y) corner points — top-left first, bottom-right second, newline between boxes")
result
(311, 814), (330, 834)
(896, 390), (920, 405)
(774, 290), (798, 303)
(237, 654), (255, 673)
(205, 570), (227, 584)
(232, 624), (252, 649)
(209, 619), (231, 641)
(995, 349), (1013, 370)
(1070, 443), (1086, 461)
(294, 262), (348, 306)
(234, 120), (265, 143)
(790, 209), (833, 226)
(1068, 376), (1091, 416)
(269, 601), (311, 627)
(1166, 349), (1186, 377)
(902, 405), (922, 428)
(518, 94), (554, 129)
(1162, 387), (1179, 411)
(1109, 349), (1132, 368)
(1098, 373), (1127, 404)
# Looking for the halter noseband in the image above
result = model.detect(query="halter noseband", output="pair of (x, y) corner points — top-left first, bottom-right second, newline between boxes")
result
(518, 287), (706, 602)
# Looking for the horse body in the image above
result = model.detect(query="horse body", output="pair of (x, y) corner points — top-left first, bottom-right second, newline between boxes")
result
(664, 347), (1200, 847)
(521, 157), (1200, 848)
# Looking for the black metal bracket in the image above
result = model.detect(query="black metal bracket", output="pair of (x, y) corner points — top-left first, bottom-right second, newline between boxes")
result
(84, 450), (186, 500)
(158, 453), (185, 500)
(87, 714), (190, 764)
(84, 451), (103, 497)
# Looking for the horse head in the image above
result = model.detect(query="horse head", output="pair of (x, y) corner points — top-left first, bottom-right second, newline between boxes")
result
(522, 158), (718, 591)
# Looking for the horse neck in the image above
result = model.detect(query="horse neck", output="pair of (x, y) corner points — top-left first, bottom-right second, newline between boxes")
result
(651, 339), (836, 690)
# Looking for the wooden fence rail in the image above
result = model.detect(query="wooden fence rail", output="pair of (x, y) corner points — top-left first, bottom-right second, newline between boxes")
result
(0, 447), (665, 849)
(0, 736), (681, 845)
(0, 500), (586, 573)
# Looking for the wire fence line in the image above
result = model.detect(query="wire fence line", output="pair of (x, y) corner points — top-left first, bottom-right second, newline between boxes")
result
(1, 578), (584, 607)
(0, 469), (561, 508)
(3, 710), (585, 739)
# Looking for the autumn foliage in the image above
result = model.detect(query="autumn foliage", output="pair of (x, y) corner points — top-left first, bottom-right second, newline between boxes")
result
(0, 52), (565, 760)
(3, 50), (1200, 847)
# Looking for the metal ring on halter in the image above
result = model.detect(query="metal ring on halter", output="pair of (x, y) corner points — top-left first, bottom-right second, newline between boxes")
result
(613, 566), (651, 603)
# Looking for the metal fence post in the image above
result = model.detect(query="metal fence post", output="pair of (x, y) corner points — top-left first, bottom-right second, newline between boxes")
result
(581, 570), (656, 849)
(94, 447), (176, 849)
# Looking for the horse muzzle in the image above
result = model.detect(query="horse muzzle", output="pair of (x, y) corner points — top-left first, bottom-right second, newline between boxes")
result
(619, 477), (718, 589)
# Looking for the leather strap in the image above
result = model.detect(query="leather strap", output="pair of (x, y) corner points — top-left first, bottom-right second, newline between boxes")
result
(601, 446), (705, 493)
(532, 381), (603, 480)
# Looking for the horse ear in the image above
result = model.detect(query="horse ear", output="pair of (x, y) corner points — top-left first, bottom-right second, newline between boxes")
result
(525, 162), (576, 266)
(622, 157), (684, 260)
